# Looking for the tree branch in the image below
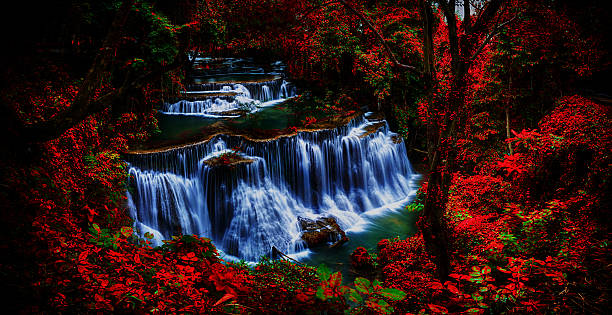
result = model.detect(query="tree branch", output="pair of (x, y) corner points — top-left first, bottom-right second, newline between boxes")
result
(463, 0), (471, 30)
(468, 0), (503, 36)
(337, 0), (419, 72)
(436, 0), (460, 73)
(296, 0), (339, 23)
(8, 0), (136, 144)
(470, 14), (518, 61)
(6, 0), (189, 144)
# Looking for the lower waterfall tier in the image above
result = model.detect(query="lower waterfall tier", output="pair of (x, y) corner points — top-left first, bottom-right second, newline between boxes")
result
(125, 114), (417, 261)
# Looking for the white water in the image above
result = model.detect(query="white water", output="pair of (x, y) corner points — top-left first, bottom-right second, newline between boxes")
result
(126, 115), (418, 260)
(162, 79), (297, 117)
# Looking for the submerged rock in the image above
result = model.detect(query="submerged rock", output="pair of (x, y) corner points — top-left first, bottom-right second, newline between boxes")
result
(298, 216), (349, 248)
(215, 109), (249, 117)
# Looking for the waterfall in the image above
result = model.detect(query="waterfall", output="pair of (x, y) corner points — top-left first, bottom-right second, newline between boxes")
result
(163, 98), (244, 114)
(261, 85), (271, 101)
(163, 78), (297, 116)
(126, 114), (417, 261)
(187, 78), (295, 102)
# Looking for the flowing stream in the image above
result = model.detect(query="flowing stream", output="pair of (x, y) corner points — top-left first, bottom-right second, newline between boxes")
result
(125, 58), (419, 264)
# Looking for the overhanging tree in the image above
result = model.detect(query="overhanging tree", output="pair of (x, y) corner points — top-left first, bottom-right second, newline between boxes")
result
(1, 0), (221, 150)
(310, 0), (509, 279)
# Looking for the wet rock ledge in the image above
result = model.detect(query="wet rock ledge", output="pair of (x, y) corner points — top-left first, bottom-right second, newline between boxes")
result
(124, 111), (363, 155)
(298, 216), (349, 249)
(201, 152), (255, 167)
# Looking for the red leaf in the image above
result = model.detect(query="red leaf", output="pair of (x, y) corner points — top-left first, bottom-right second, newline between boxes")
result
(446, 284), (460, 295)
(328, 272), (342, 288)
(213, 293), (235, 306)
(428, 304), (449, 314)
(430, 282), (444, 290)
(78, 250), (89, 262)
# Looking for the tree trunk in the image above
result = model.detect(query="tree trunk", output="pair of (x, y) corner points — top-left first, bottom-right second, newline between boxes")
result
(419, 0), (504, 280)
(417, 0), (453, 281)
(506, 107), (513, 154)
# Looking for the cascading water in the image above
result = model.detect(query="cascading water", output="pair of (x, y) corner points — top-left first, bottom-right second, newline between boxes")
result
(126, 114), (417, 261)
(162, 78), (297, 116)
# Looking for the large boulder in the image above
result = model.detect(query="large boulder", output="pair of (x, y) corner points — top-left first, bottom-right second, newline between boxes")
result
(298, 216), (349, 248)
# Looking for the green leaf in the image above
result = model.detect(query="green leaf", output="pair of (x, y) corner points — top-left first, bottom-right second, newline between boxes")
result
(316, 286), (327, 301)
(377, 299), (390, 309)
(127, 294), (143, 302)
(92, 223), (101, 235)
(482, 265), (491, 274)
(354, 277), (371, 294)
(338, 285), (350, 295)
(347, 289), (363, 303)
(120, 226), (133, 238)
(378, 288), (406, 301)
(317, 264), (331, 281)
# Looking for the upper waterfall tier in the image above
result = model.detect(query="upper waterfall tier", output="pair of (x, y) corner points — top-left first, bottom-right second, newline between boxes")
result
(187, 77), (296, 102)
(162, 76), (297, 116)
(125, 114), (417, 261)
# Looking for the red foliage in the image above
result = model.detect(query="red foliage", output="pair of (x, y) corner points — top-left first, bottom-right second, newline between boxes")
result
(350, 246), (375, 274)
(377, 235), (440, 310)
(378, 95), (611, 313)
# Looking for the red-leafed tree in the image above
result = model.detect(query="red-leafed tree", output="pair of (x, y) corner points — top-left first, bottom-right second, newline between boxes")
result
(419, 0), (511, 280)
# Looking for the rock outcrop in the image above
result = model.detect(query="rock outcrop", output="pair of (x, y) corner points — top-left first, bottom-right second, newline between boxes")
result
(201, 153), (254, 167)
(298, 216), (349, 248)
